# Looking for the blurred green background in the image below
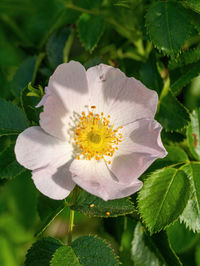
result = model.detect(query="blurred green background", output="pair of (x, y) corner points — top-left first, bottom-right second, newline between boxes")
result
(1, 0), (200, 265)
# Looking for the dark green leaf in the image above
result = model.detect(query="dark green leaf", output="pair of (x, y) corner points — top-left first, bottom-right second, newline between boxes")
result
(139, 53), (162, 95)
(156, 91), (190, 131)
(170, 60), (200, 95)
(0, 137), (25, 181)
(131, 222), (182, 266)
(180, 163), (200, 232)
(46, 27), (70, 68)
(73, 0), (102, 9)
(146, 1), (192, 56)
(71, 190), (135, 217)
(138, 167), (190, 234)
(187, 108), (200, 160)
(35, 194), (66, 236)
(51, 246), (81, 266)
(20, 86), (41, 123)
(167, 221), (199, 254)
(11, 57), (36, 97)
(169, 48), (200, 70)
(25, 238), (62, 266)
(0, 98), (28, 136)
(71, 235), (120, 266)
(77, 14), (105, 52)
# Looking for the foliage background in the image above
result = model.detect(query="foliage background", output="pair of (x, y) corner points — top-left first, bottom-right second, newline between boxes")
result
(1, 0), (200, 265)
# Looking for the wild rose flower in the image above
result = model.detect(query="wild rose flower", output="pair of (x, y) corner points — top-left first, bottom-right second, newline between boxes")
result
(15, 61), (167, 201)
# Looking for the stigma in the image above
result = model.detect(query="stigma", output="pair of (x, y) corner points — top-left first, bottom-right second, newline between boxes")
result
(74, 106), (123, 162)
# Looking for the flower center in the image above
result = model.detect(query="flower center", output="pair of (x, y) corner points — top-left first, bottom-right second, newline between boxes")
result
(74, 106), (123, 163)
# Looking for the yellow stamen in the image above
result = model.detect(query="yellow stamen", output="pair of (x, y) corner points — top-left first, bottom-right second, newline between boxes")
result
(73, 108), (122, 162)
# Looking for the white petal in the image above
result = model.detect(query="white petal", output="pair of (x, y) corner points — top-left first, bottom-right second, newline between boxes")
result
(108, 119), (167, 184)
(87, 64), (126, 115)
(39, 94), (71, 140)
(70, 159), (143, 201)
(15, 126), (72, 170)
(87, 64), (158, 127)
(48, 61), (89, 114)
(32, 161), (75, 200)
(108, 78), (158, 127)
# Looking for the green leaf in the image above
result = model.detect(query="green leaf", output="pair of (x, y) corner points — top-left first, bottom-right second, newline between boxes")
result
(146, 1), (192, 56)
(51, 246), (81, 266)
(184, 0), (200, 14)
(20, 86), (41, 123)
(11, 57), (36, 97)
(131, 222), (182, 266)
(156, 91), (190, 131)
(138, 167), (190, 234)
(139, 53), (163, 95)
(71, 235), (120, 266)
(187, 108), (200, 160)
(77, 14), (105, 52)
(0, 137), (26, 180)
(73, 0), (102, 9)
(170, 60), (200, 95)
(167, 221), (199, 254)
(196, 245), (200, 266)
(180, 163), (200, 232)
(169, 48), (200, 70)
(25, 238), (62, 266)
(71, 190), (135, 217)
(0, 98), (28, 136)
(46, 27), (70, 68)
(35, 194), (66, 236)
(147, 145), (189, 173)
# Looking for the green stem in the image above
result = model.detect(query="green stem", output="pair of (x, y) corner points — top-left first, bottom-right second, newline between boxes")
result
(63, 28), (75, 63)
(65, 2), (100, 15)
(32, 53), (45, 85)
(66, 186), (79, 245)
(156, 76), (170, 113)
(67, 209), (75, 245)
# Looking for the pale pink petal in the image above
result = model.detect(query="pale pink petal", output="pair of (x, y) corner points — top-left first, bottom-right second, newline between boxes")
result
(15, 126), (72, 171)
(70, 159), (143, 201)
(39, 94), (71, 140)
(86, 64), (158, 127)
(86, 64), (126, 115)
(32, 162), (75, 200)
(48, 61), (89, 114)
(36, 87), (51, 108)
(108, 119), (167, 184)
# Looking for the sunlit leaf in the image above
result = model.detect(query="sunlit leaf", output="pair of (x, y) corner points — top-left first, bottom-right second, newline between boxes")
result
(187, 108), (200, 160)
(71, 190), (135, 218)
(180, 163), (200, 233)
(51, 246), (81, 266)
(138, 167), (190, 234)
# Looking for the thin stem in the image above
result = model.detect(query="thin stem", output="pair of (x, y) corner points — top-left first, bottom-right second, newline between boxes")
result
(66, 186), (79, 245)
(65, 2), (100, 15)
(67, 209), (75, 245)
(32, 53), (45, 85)
(63, 27), (75, 63)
